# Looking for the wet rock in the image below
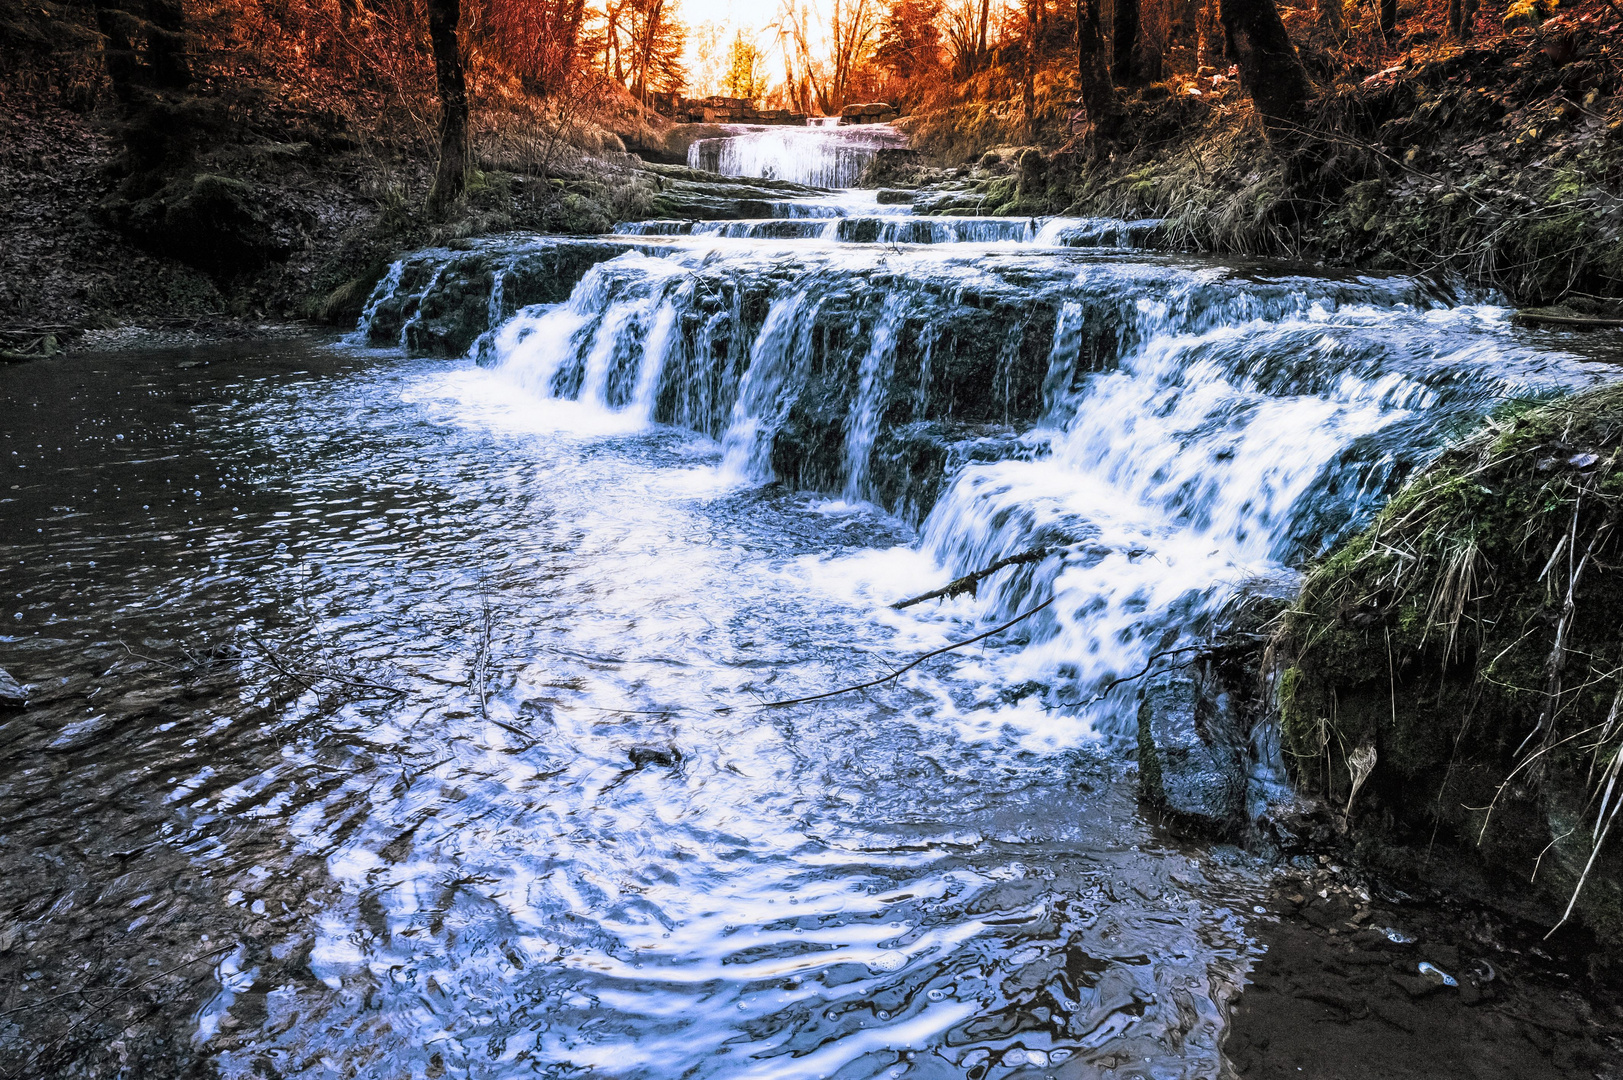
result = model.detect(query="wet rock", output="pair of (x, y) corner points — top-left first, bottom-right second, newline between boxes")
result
(863, 423), (1029, 521)
(360, 239), (629, 355)
(627, 745), (683, 769)
(858, 149), (928, 189)
(642, 164), (827, 218)
(0, 667), (25, 709)
(1136, 668), (1248, 838)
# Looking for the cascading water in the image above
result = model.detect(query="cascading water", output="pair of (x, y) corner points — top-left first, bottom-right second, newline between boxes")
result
(39, 124), (1601, 1080)
(360, 234), (1610, 745)
(688, 123), (910, 187)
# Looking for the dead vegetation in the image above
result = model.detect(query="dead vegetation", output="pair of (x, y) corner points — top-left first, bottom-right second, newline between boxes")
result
(1273, 383), (1623, 946)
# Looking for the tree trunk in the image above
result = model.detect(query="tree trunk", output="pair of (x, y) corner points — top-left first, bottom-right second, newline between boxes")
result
(1448, 0), (1476, 39)
(1317, 0), (1345, 38)
(1165, 0), (1199, 72)
(426, 0), (469, 216)
(1023, 0), (1039, 125)
(1220, 0), (1312, 135)
(977, 0), (990, 70)
(1075, 0), (1126, 140)
(633, 0), (665, 103)
(1112, 0), (1141, 86)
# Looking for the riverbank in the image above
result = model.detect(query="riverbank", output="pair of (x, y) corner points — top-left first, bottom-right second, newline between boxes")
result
(885, 11), (1623, 309)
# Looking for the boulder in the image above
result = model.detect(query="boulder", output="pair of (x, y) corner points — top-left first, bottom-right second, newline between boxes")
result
(860, 148), (928, 189)
(100, 172), (309, 275)
(1136, 668), (1248, 838)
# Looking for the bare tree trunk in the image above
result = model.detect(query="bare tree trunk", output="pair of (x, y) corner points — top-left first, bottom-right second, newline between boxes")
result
(1220, 0), (1312, 135)
(633, 0), (666, 103)
(426, 0), (468, 217)
(1317, 0), (1345, 38)
(1165, 0), (1199, 70)
(1447, 0), (1476, 39)
(1023, 20), (1037, 125)
(1111, 0), (1141, 85)
(977, 0), (991, 70)
(1075, 0), (1126, 140)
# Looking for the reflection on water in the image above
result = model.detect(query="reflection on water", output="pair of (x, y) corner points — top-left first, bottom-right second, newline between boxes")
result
(1, 342), (1259, 1079)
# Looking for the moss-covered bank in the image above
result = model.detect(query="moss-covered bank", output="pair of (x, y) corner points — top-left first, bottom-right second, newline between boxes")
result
(1275, 383), (1623, 950)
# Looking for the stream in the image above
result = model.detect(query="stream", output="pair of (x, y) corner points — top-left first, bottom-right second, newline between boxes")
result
(1, 126), (1617, 1079)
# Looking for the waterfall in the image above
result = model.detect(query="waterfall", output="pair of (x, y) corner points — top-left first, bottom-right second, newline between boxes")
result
(611, 214), (1159, 247)
(687, 124), (909, 188)
(353, 234), (1605, 744)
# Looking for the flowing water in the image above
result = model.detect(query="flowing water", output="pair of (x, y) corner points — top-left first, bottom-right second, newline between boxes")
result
(2, 128), (1618, 1080)
(688, 124), (909, 188)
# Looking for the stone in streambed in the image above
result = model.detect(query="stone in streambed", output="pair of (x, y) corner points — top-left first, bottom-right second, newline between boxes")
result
(0, 667), (26, 709)
(1136, 668), (1248, 838)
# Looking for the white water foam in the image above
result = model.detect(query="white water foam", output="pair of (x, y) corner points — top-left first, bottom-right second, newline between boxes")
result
(688, 123), (909, 188)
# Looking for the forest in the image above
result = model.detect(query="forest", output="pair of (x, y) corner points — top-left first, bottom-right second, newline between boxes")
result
(2, 0), (1618, 327)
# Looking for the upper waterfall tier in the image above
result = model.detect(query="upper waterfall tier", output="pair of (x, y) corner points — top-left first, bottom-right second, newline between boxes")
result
(612, 215), (1162, 247)
(687, 123), (909, 188)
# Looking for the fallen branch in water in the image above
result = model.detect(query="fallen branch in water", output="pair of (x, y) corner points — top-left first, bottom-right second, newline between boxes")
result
(1512, 310), (1623, 329)
(1057, 643), (1211, 707)
(759, 597), (1056, 708)
(243, 635), (408, 700)
(890, 547), (1054, 609)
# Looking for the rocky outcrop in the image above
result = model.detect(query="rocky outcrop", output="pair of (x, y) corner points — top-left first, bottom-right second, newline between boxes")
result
(641, 163), (827, 219)
(840, 102), (899, 124)
(1276, 383), (1623, 947)
(357, 238), (630, 355)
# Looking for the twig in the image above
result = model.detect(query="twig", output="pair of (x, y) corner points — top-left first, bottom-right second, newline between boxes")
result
(1511, 311), (1623, 329)
(1055, 643), (1211, 707)
(891, 547), (1054, 609)
(757, 597), (1056, 708)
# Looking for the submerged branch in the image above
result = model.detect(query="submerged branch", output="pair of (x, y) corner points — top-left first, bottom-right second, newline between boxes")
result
(1057, 643), (1211, 707)
(758, 597), (1056, 709)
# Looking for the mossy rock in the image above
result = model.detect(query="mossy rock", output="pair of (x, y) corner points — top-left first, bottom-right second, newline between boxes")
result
(1277, 382), (1623, 947)
(548, 192), (611, 235)
(100, 172), (309, 275)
